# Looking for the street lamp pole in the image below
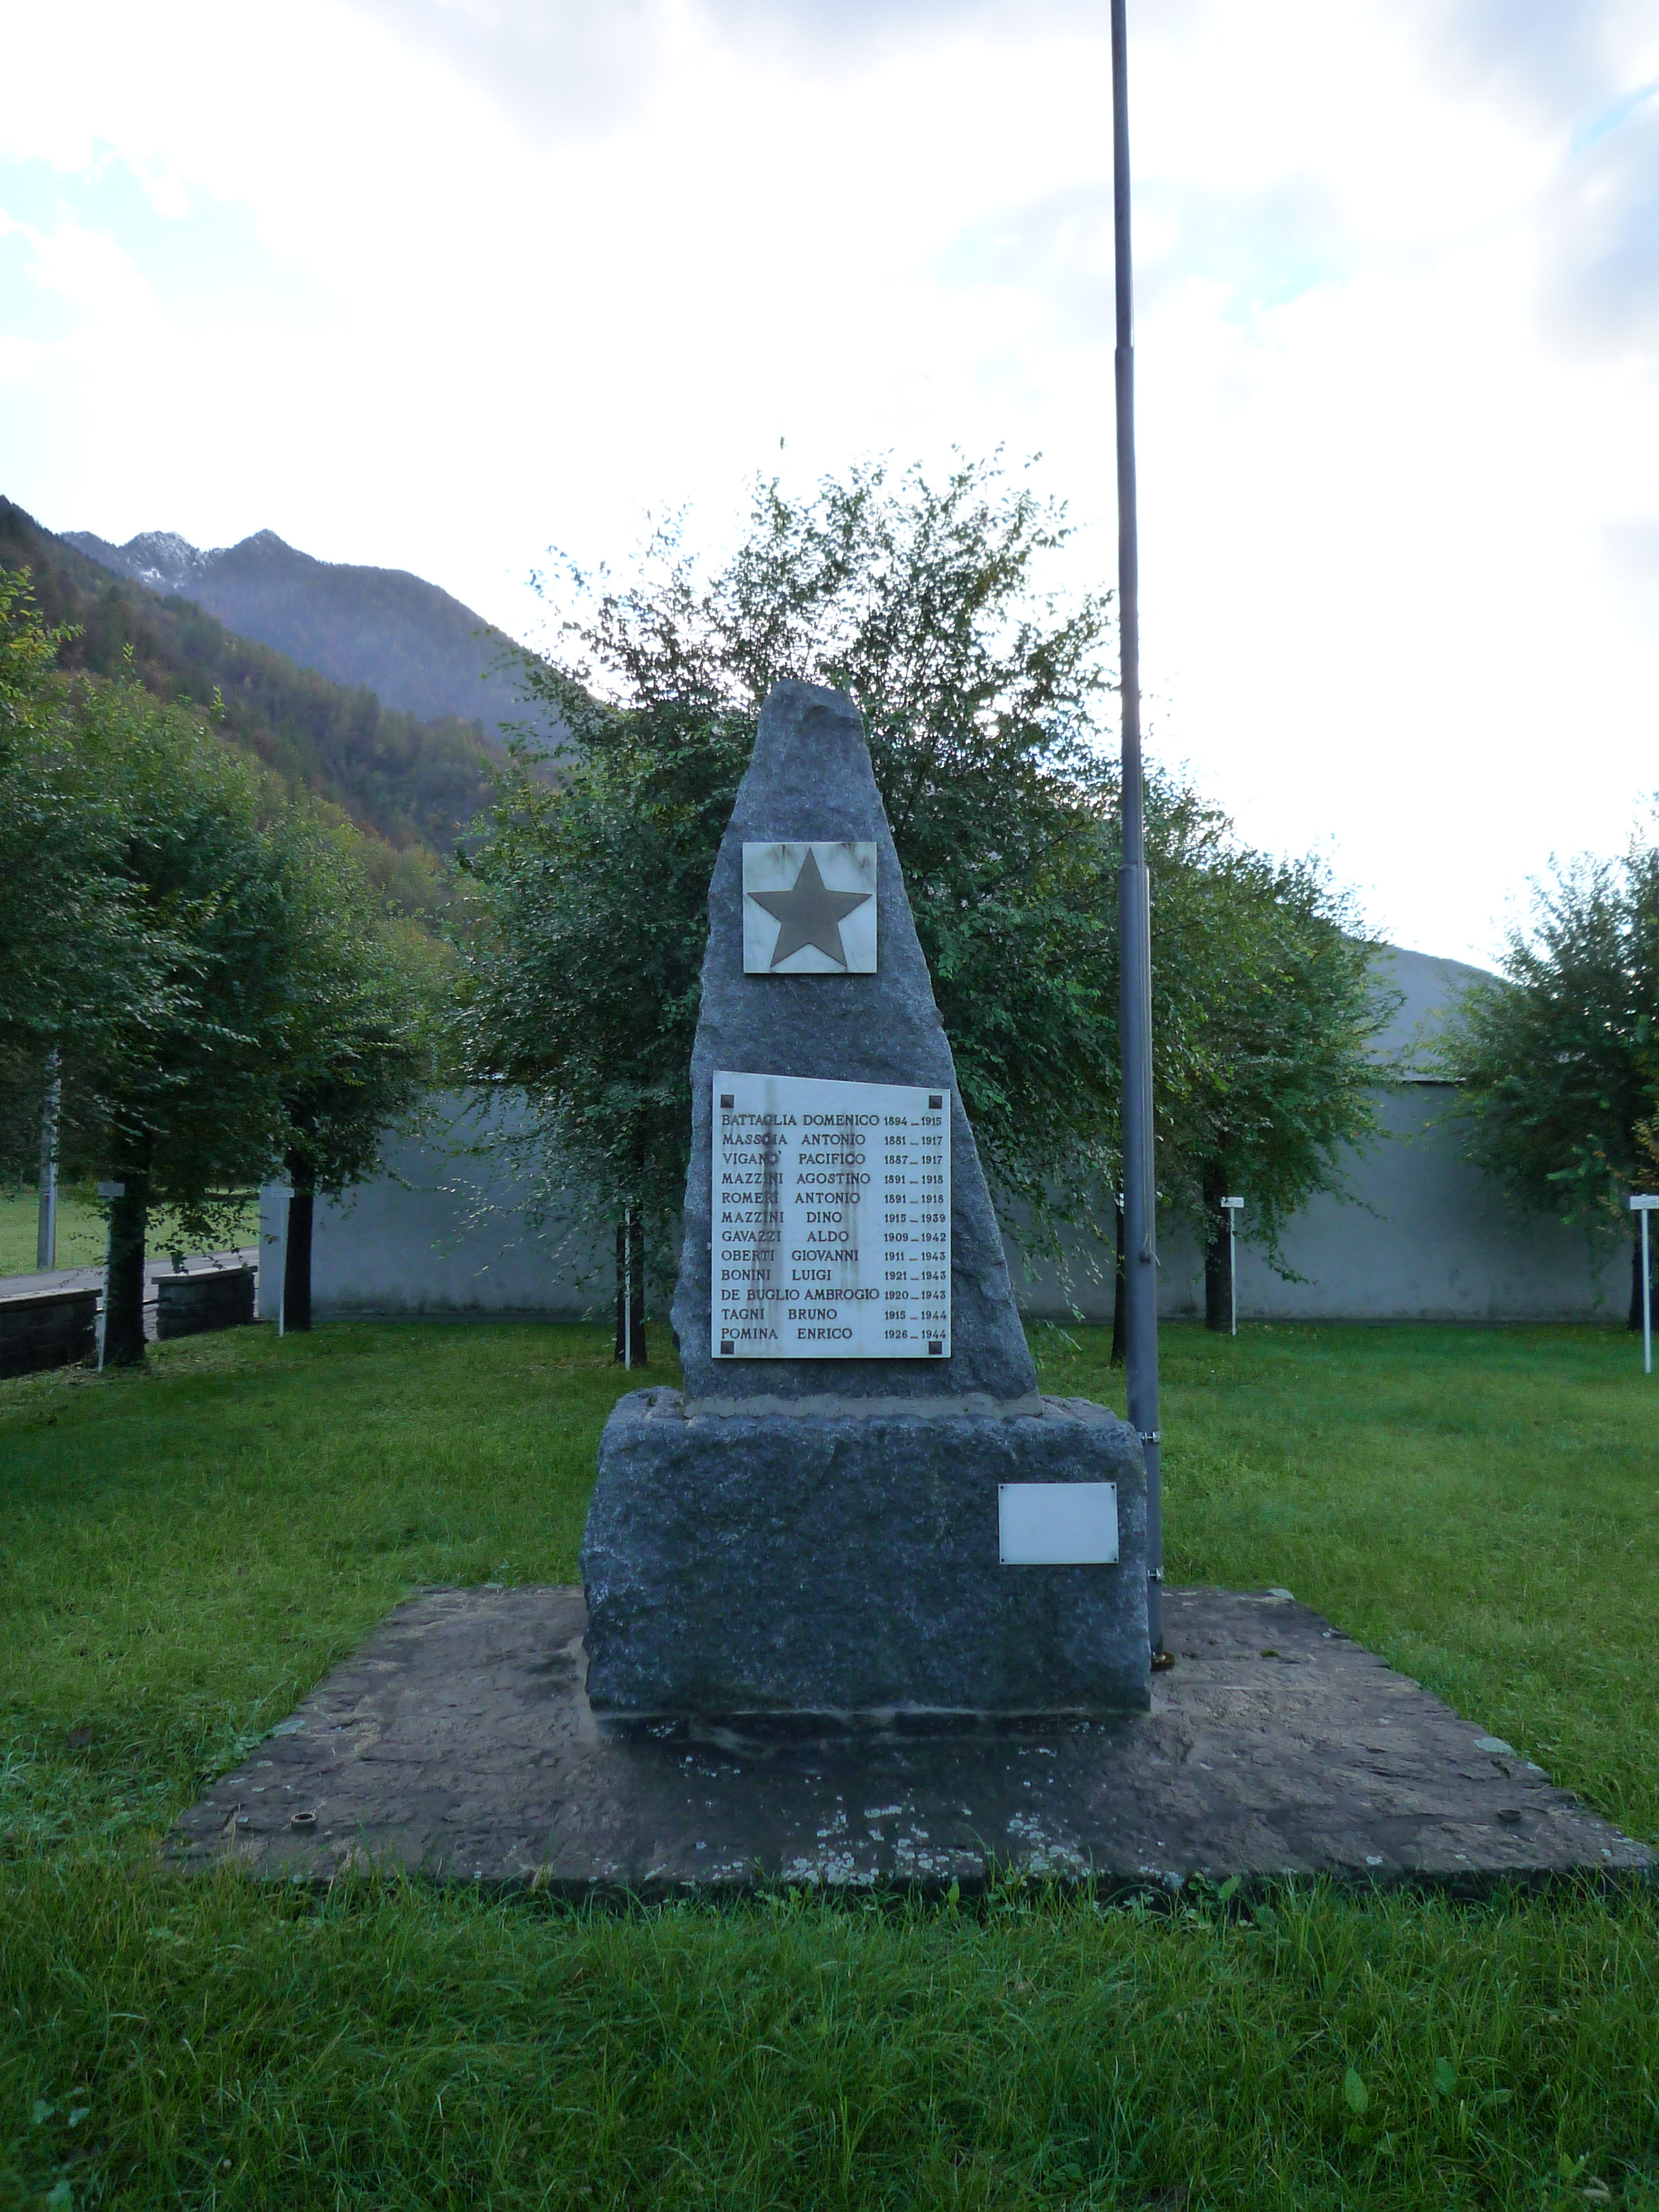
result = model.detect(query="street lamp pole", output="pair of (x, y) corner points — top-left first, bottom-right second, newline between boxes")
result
(1111, 0), (1164, 1658)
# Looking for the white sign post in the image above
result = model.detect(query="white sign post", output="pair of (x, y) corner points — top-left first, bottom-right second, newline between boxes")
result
(1633, 1195), (1658, 1376)
(1221, 1196), (1244, 1337)
(94, 1179), (125, 1370)
(36, 1051), (60, 1272)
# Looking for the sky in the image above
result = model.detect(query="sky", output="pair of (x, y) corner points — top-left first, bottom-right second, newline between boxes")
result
(2, 0), (1657, 967)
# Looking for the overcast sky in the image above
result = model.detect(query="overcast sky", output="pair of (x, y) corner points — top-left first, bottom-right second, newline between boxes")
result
(3, 0), (1657, 965)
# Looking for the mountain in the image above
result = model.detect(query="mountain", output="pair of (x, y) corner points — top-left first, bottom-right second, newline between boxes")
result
(0, 497), (506, 860)
(64, 525), (527, 737)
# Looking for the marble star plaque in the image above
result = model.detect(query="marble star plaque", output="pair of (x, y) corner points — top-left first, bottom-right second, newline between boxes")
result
(712, 1070), (951, 1360)
(742, 842), (877, 973)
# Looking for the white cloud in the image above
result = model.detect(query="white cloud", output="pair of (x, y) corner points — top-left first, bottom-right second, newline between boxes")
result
(0, 208), (155, 320)
(0, 0), (1655, 967)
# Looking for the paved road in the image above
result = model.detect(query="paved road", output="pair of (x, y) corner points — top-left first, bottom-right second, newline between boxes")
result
(0, 1248), (258, 1303)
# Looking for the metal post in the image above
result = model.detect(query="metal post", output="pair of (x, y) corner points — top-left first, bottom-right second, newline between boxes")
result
(624, 1208), (635, 1370)
(36, 1051), (59, 1272)
(272, 1184), (293, 1336)
(1222, 1196), (1244, 1337)
(1111, 0), (1164, 1658)
(95, 1179), (124, 1370)
(1634, 1196), (1657, 1376)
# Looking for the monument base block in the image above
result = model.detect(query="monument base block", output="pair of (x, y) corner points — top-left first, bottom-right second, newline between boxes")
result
(581, 1389), (1150, 1721)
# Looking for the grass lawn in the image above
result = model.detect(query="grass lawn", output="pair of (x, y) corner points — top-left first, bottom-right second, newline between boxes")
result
(0, 1190), (261, 1280)
(0, 1188), (109, 1275)
(1, 1319), (1657, 2210)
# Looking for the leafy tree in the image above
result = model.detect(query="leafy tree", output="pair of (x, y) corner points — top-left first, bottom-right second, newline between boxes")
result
(461, 457), (1387, 1338)
(0, 574), (179, 1189)
(51, 678), (307, 1362)
(270, 816), (440, 1330)
(4, 572), (441, 1357)
(11, 658), (436, 1362)
(1150, 833), (1389, 1330)
(460, 457), (1121, 1315)
(1437, 842), (1659, 1326)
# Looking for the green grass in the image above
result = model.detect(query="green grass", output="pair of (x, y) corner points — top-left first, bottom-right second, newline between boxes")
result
(2, 1319), (1658, 2210)
(0, 1190), (260, 1278)
(1045, 1322), (1659, 1842)
(0, 1190), (109, 1273)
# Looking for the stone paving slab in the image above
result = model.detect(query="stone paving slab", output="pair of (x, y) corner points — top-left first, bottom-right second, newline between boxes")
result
(167, 1585), (1654, 1898)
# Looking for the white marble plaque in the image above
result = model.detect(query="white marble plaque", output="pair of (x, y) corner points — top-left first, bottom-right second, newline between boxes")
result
(742, 842), (877, 973)
(998, 1483), (1119, 1565)
(711, 1070), (950, 1360)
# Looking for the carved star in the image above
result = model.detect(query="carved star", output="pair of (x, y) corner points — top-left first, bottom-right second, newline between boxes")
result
(748, 848), (873, 970)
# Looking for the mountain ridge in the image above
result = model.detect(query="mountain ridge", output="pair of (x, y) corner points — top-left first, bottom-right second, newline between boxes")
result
(64, 524), (528, 737)
(1, 497), (515, 863)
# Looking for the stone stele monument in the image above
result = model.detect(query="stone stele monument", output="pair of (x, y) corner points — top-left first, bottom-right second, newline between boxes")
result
(581, 679), (1150, 1721)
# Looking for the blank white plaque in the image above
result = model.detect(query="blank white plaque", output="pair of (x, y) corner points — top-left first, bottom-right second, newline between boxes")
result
(997, 1482), (1119, 1566)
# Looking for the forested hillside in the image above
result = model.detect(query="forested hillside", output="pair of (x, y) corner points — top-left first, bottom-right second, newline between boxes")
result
(65, 523), (525, 734)
(0, 500), (511, 856)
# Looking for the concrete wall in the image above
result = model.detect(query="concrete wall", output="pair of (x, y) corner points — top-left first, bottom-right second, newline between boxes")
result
(257, 1091), (614, 1321)
(1008, 1079), (1619, 1324)
(260, 947), (1623, 1328)
(1010, 944), (1620, 1324)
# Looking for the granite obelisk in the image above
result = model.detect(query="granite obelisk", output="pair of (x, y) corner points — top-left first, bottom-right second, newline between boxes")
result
(581, 680), (1149, 1720)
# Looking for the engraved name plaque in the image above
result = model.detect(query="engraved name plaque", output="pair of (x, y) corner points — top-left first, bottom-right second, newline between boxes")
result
(711, 1069), (951, 1360)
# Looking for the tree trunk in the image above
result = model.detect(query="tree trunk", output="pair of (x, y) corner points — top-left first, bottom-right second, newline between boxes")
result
(1202, 1165), (1232, 1333)
(614, 1212), (646, 1367)
(103, 1163), (151, 1369)
(284, 1153), (316, 1333)
(1110, 1192), (1126, 1367)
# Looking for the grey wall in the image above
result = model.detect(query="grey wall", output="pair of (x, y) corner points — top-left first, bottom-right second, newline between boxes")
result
(1009, 1079), (1618, 1325)
(259, 947), (1623, 1329)
(257, 1091), (613, 1322)
(1008, 945), (1621, 1325)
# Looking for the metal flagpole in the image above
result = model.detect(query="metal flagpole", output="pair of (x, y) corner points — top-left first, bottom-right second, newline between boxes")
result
(1222, 1196), (1244, 1337)
(1633, 1195), (1657, 1376)
(1111, 0), (1165, 1660)
(273, 1185), (293, 1336)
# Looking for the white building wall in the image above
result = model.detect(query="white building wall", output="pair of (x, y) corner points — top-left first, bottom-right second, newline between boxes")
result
(1008, 1079), (1618, 1325)
(258, 948), (1625, 1329)
(256, 1091), (613, 1321)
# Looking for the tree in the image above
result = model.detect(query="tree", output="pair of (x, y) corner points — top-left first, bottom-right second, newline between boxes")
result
(14, 659), (437, 1362)
(54, 677), (306, 1362)
(461, 456), (1389, 1336)
(0, 574), (176, 1183)
(4, 573), (441, 1359)
(460, 457), (1122, 1318)
(269, 813), (439, 1331)
(1437, 842), (1659, 1326)
(1149, 834), (1389, 1330)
